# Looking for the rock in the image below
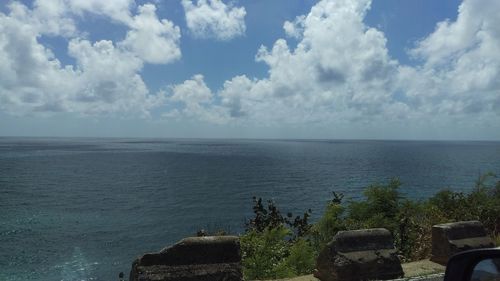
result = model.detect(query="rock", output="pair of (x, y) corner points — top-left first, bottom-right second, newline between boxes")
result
(430, 220), (494, 265)
(129, 236), (242, 281)
(314, 228), (404, 281)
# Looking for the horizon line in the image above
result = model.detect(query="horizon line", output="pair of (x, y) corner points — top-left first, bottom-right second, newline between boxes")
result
(1, 135), (499, 143)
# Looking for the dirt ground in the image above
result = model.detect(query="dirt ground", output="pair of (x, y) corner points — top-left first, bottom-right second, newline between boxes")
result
(253, 259), (446, 281)
(401, 259), (445, 277)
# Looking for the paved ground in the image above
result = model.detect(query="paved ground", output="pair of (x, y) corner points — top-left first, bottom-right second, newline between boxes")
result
(392, 273), (445, 281)
(254, 259), (446, 281)
(401, 259), (445, 277)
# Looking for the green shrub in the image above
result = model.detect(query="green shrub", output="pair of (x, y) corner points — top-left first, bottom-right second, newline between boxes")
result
(396, 199), (439, 261)
(240, 226), (294, 280)
(242, 196), (315, 280)
(428, 173), (500, 235)
(245, 196), (312, 239)
(245, 197), (287, 233)
(284, 238), (316, 276)
(241, 173), (500, 278)
(310, 199), (346, 251)
(240, 227), (316, 280)
(347, 178), (401, 233)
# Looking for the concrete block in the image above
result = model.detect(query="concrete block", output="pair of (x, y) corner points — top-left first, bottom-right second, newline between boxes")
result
(430, 221), (494, 265)
(130, 236), (242, 281)
(314, 228), (404, 281)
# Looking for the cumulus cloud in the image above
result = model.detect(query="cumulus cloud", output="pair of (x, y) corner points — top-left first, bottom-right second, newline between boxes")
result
(181, 0), (246, 40)
(405, 0), (500, 117)
(2, 0), (499, 133)
(166, 75), (227, 123)
(120, 4), (181, 64)
(0, 2), (75, 114)
(0, 1), (179, 116)
(283, 15), (305, 39)
(67, 39), (162, 115)
(167, 0), (500, 129)
(0, 1), (77, 40)
(63, 0), (135, 25)
(170, 0), (401, 124)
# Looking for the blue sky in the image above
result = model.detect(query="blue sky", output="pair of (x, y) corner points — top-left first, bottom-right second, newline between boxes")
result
(0, 0), (499, 139)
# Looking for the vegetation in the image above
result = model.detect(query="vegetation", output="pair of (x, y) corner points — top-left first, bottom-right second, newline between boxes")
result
(241, 197), (315, 279)
(240, 173), (500, 280)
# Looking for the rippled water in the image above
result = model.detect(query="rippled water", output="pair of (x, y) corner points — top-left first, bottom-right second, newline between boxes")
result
(1, 137), (499, 280)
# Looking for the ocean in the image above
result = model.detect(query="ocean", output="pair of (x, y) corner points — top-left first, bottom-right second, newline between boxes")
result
(1, 137), (499, 281)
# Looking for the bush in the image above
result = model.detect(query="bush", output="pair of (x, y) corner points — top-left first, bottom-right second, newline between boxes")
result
(245, 196), (312, 239)
(242, 198), (315, 279)
(240, 226), (294, 280)
(284, 238), (316, 276)
(428, 173), (500, 235)
(245, 197), (287, 233)
(396, 199), (438, 261)
(310, 194), (346, 251)
(347, 178), (401, 233)
(242, 173), (500, 278)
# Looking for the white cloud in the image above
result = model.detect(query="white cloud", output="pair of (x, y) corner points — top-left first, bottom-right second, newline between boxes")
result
(283, 15), (305, 39)
(406, 0), (500, 117)
(31, 0), (77, 37)
(67, 39), (162, 115)
(167, 0), (500, 131)
(63, 0), (135, 25)
(181, 0), (246, 40)
(0, 3), (75, 114)
(2, 0), (499, 136)
(170, 0), (401, 125)
(171, 74), (212, 105)
(167, 75), (227, 123)
(0, 1), (175, 117)
(410, 0), (500, 67)
(120, 4), (181, 64)
(38, 0), (183, 64)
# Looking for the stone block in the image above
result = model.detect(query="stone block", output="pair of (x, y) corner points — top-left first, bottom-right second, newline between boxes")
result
(130, 236), (242, 281)
(314, 228), (404, 281)
(430, 221), (494, 265)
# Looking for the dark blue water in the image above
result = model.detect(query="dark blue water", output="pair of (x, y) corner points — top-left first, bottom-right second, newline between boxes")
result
(1, 137), (499, 281)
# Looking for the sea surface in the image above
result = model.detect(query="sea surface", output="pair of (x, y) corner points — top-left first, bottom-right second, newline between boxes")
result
(0, 137), (499, 281)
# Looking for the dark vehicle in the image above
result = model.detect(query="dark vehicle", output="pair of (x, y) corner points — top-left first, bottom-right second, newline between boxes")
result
(444, 248), (500, 281)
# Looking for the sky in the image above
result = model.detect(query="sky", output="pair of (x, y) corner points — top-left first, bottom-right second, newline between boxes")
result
(0, 0), (499, 140)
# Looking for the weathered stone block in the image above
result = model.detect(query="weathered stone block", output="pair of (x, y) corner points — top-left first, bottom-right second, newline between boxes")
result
(130, 236), (242, 281)
(430, 221), (494, 265)
(314, 228), (404, 281)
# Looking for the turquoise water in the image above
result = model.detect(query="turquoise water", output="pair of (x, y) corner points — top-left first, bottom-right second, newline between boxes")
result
(1, 138), (499, 280)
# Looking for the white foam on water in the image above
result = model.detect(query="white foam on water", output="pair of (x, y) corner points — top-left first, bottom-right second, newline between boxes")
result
(55, 247), (99, 281)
